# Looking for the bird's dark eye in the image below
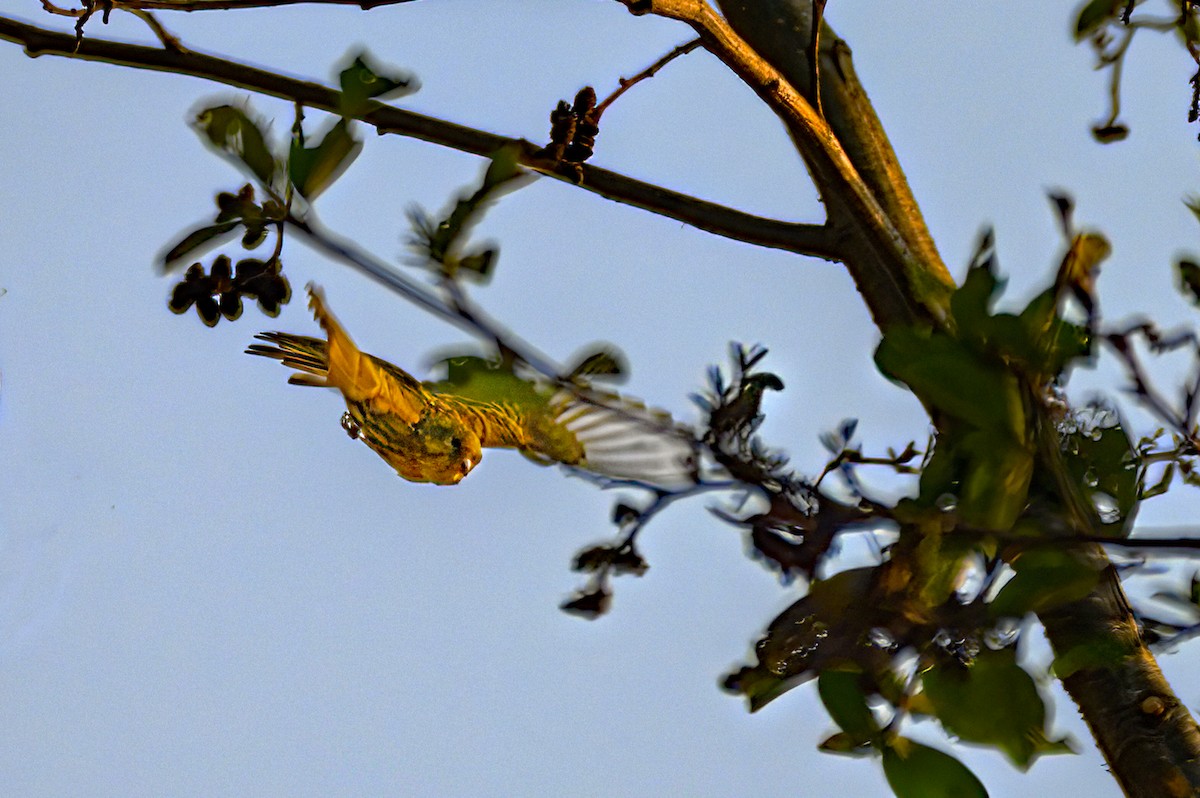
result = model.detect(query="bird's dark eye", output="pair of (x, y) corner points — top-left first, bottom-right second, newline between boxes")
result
(450, 437), (462, 450)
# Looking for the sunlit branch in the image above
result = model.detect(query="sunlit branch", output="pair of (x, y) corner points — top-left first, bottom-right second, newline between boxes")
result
(617, 0), (950, 328)
(126, 9), (188, 52)
(0, 15), (835, 260)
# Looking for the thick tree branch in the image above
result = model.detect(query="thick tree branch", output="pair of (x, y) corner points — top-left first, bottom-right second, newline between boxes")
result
(620, 0), (954, 329)
(0, 15), (837, 262)
(1040, 556), (1200, 797)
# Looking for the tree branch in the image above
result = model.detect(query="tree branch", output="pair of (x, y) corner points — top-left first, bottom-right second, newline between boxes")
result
(65, 0), (418, 10)
(0, 15), (837, 262)
(619, 0), (954, 329)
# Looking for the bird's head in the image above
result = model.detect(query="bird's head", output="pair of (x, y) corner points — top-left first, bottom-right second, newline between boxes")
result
(375, 416), (482, 486)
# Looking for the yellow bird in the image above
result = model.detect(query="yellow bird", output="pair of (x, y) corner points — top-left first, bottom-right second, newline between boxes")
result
(247, 285), (696, 486)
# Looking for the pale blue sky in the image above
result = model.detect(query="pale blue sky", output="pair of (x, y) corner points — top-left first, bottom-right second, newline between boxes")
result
(2, 2), (1199, 796)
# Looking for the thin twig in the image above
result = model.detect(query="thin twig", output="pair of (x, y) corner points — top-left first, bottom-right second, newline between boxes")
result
(595, 38), (702, 118)
(1105, 331), (1200, 448)
(288, 214), (578, 385)
(39, 1), (84, 17)
(1099, 27), (1134, 130)
(127, 9), (189, 53)
(286, 214), (462, 328)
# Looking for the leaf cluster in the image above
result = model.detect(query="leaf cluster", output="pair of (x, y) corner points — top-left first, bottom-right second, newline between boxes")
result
(160, 51), (415, 325)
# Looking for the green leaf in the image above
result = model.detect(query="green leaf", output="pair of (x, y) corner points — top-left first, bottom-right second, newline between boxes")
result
(1177, 259), (1200, 306)
(1063, 417), (1137, 532)
(568, 347), (628, 381)
(721, 665), (803, 713)
(881, 737), (988, 798)
(454, 248), (498, 281)
(338, 52), (417, 116)
(288, 118), (363, 200)
(957, 428), (1034, 531)
(817, 668), (879, 744)
(1091, 123), (1129, 143)
(875, 327), (1025, 438)
(159, 221), (240, 272)
(818, 731), (873, 756)
(1074, 0), (1122, 41)
(1004, 288), (1092, 377)
(724, 567), (877, 711)
(950, 259), (1002, 342)
(193, 104), (278, 186)
(412, 145), (528, 276)
(921, 648), (1071, 768)
(990, 546), (1103, 618)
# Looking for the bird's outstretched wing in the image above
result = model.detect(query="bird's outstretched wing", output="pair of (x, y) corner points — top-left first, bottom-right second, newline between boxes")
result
(248, 285), (698, 486)
(537, 393), (698, 487)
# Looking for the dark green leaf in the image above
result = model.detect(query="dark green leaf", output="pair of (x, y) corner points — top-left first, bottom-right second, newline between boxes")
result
(338, 52), (417, 116)
(560, 586), (610, 619)
(957, 429), (1034, 531)
(455, 248), (497, 281)
(990, 547), (1103, 618)
(289, 118), (363, 200)
(1091, 123), (1129, 143)
(725, 567), (878, 711)
(569, 348), (628, 381)
(882, 738), (988, 798)
(817, 668), (879, 744)
(818, 732), (873, 756)
(720, 666), (802, 713)
(1063, 418), (1137, 532)
(1074, 0), (1122, 41)
(921, 647), (1071, 768)
(1177, 259), (1200, 306)
(1009, 289), (1091, 376)
(875, 327), (1025, 437)
(193, 104), (278, 186)
(950, 258), (1002, 342)
(159, 221), (240, 272)
(409, 144), (531, 277)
